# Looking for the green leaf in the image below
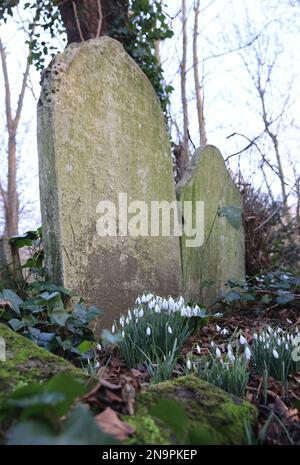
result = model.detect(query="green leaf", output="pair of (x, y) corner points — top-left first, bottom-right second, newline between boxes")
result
(7, 405), (116, 445)
(101, 329), (122, 347)
(218, 205), (243, 229)
(275, 291), (294, 305)
(224, 290), (241, 302)
(47, 293), (70, 326)
(86, 305), (105, 320)
(78, 340), (95, 354)
(1, 289), (23, 316)
(150, 399), (188, 442)
(8, 318), (26, 331)
(261, 294), (272, 304)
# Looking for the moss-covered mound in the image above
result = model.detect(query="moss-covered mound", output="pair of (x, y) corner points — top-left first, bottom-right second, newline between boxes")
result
(0, 323), (87, 413)
(125, 375), (257, 445)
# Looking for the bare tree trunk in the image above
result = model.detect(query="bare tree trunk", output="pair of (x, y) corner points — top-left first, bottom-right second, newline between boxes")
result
(0, 35), (31, 237)
(6, 133), (18, 236)
(59, 0), (130, 44)
(180, 0), (189, 169)
(193, 0), (207, 146)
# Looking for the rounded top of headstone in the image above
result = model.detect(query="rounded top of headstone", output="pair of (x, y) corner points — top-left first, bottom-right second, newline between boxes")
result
(176, 144), (239, 199)
(38, 36), (159, 109)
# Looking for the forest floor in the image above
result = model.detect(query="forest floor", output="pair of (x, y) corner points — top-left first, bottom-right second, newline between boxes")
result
(85, 306), (300, 445)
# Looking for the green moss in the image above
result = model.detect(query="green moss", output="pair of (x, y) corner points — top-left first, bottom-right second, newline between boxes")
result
(123, 407), (169, 445)
(129, 375), (257, 445)
(0, 323), (88, 413)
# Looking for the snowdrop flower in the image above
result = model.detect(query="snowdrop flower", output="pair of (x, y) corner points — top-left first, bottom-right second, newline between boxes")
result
(135, 297), (141, 305)
(146, 327), (151, 336)
(266, 342), (270, 349)
(119, 317), (125, 328)
(112, 324), (115, 334)
(125, 317), (129, 325)
(259, 335), (263, 342)
(277, 338), (281, 346)
(122, 330), (125, 338)
(186, 306), (192, 317)
(210, 341), (215, 348)
(196, 344), (201, 354)
(216, 347), (222, 358)
(221, 328), (229, 336)
(167, 325), (172, 335)
(141, 294), (147, 303)
(97, 343), (102, 351)
(245, 346), (251, 360)
(253, 333), (258, 341)
(148, 300), (155, 310)
(139, 309), (144, 318)
(277, 327), (283, 334)
(162, 299), (168, 310)
(267, 326), (273, 334)
(228, 351), (235, 363)
(154, 304), (160, 314)
(186, 359), (192, 370)
(178, 296), (185, 306)
(227, 343), (233, 352)
(128, 310), (132, 320)
(216, 325), (221, 332)
(239, 335), (247, 345)
(168, 297), (175, 311)
(285, 343), (289, 350)
(272, 349), (279, 359)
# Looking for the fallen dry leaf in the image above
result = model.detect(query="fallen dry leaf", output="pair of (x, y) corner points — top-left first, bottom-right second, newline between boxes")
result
(95, 407), (135, 440)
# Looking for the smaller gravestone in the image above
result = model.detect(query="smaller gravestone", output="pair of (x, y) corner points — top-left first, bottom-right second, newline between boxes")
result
(176, 145), (245, 307)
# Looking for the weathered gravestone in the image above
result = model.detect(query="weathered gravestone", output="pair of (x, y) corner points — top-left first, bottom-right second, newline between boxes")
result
(37, 37), (182, 332)
(176, 145), (245, 306)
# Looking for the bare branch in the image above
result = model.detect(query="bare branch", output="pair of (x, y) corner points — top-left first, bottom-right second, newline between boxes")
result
(72, 1), (85, 42)
(0, 38), (13, 130)
(96, 0), (103, 38)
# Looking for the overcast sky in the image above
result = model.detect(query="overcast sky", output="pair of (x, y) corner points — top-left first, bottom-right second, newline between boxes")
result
(0, 0), (299, 233)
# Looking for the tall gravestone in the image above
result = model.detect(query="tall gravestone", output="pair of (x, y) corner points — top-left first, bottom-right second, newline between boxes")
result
(176, 145), (245, 306)
(37, 37), (182, 331)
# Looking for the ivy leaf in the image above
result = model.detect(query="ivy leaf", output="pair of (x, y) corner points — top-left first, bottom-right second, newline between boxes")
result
(7, 405), (116, 445)
(218, 205), (243, 229)
(1, 289), (23, 316)
(275, 291), (295, 305)
(101, 329), (122, 347)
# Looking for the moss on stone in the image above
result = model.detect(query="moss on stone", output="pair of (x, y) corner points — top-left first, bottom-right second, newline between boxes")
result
(0, 323), (88, 414)
(127, 375), (257, 445)
(123, 407), (170, 445)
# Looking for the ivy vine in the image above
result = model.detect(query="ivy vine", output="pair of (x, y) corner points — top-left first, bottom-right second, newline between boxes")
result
(0, 0), (174, 113)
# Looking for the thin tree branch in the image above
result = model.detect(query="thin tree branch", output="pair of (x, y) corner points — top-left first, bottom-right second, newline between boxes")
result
(96, 0), (103, 38)
(72, 1), (84, 42)
(0, 38), (13, 129)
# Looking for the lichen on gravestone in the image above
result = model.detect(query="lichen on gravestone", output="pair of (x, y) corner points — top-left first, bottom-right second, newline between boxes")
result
(37, 37), (182, 333)
(176, 145), (245, 307)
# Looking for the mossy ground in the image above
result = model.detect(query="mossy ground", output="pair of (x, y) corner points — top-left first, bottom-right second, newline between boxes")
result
(125, 375), (257, 445)
(0, 323), (87, 413)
